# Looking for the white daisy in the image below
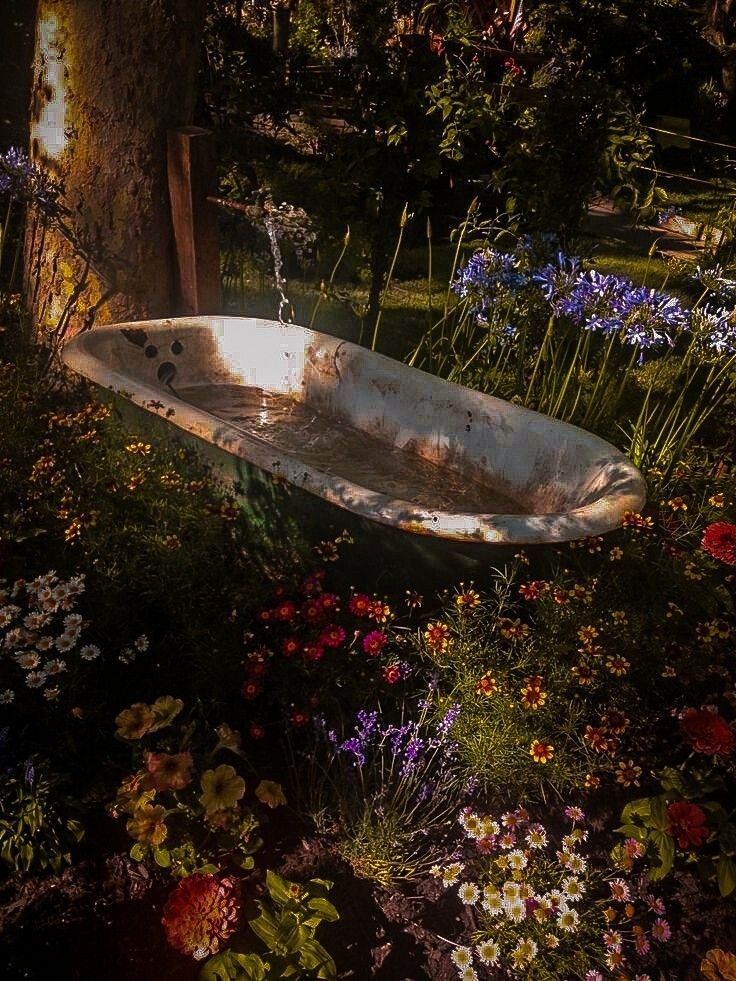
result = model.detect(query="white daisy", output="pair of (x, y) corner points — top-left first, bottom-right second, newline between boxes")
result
(80, 644), (101, 661)
(25, 671), (47, 688)
(0, 690), (15, 704)
(450, 946), (473, 970)
(458, 882), (480, 905)
(476, 940), (500, 966)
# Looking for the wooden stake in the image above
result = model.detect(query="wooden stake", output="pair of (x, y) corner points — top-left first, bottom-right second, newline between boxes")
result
(167, 127), (221, 315)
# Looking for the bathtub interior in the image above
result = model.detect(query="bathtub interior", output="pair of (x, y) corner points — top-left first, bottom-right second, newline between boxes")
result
(86, 316), (642, 518)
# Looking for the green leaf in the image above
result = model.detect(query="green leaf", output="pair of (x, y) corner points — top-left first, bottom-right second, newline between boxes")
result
(717, 856), (736, 897)
(306, 897), (339, 923)
(130, 843), (146, 862)
(199, 950), (266, 981)
(249, 907), (281, 949)
(265, 870), (295, 907)
(153, 847), (171, 868)
(615, 824), (647, 841)
(649, 797), (669, 832)
(649, 830), (675, 880)
(298, 938), (337, 980)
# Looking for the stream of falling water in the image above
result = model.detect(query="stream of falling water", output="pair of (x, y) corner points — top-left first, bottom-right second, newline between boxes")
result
(262, 209), (293, 324)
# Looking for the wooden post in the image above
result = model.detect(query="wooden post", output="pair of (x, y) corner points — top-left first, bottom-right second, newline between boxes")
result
(167, 126), (221, 315)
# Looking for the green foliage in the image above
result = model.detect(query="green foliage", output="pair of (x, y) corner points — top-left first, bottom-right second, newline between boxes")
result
(201, 873), (338, 980)
(0, 761), (83, 873)
(615, 766), (736, 896)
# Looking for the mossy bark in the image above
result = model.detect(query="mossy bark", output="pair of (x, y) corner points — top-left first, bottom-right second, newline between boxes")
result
(24, 0), (205, 339)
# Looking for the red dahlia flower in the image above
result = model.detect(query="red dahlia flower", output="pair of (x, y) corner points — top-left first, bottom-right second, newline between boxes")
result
(701, 522), (736, 565)
(680, 708), (734, 758)
(666, 801), (708, 849)
(162, 874), (239, 960)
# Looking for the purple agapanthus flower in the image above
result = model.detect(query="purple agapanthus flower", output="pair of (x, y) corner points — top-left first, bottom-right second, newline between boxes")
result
(0, 146), (61, 214)
(531, 252), (583, 315)
(453, 249), (528, 320)
(694, 306), (736, 356)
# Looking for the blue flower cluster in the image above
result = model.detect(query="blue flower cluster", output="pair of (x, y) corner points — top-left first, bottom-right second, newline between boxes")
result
(457, 248), (698, 358)
(453, 248), (527, 324)
(0, 147), (60, 214)
(693, 306), (736, 356)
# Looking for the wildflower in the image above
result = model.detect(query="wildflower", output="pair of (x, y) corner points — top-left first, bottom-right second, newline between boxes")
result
(476, 673), (498, 695)
(482, 891), (504, 916)
(369, 600), (392, 623)
(43, 658), (67, 675)
(348, 592), (372, 616)
(520, 683), (547, 710)
(609, 879), (631, 902)
(709, 493), (726, 508)
(565, 805), (585, 822)
(499, 617), (529, 641)
(578, 625), (599, 644)
(458, 882), (480, 905)
(162, 874), (239, 960)
(146, 751), (193, 791)
(15, 651), (41, 670)
(623, 838), (645, 860)
(519, 580), (547, 600)
(456, 589), (480, 609)
(290, 709), (310, 727)
(362, 630), (387, 656)
(0, 690), (14, 704)
(601, 709), (629, 734)
(115, 702), (156, 740)
(616, 760), (643, 787)
(702, 522), (736, 565)
(510, 938), (538, 968)
(527, 825), (548, 849)
(609, 546), (624, 561)
(126, 803), (168, 845)
(680, 708), (734, 758)
(559, 908), (580, 932)
(320, 624), (346, 648)
(405, 590), (423, 609)
(199, 765), (245, 814)
(622, 511), (654, 531)
(133, 634), (149, 652)
(80, 644), (100, 660)
(450, 946), (473, 971)
(476, 940), (500, 966)
(606, 655), (630, 676)
(507, 849), (528, 871)
(255, 779), (287, 808)
(562, 877), (585, 901)
(666, 801), (708, 848)
(125, 441), (151, 455)
(425, 622), (451, 652)
(651, 918), (671, 942)
(571, 662), (595, 685)
(529, 739), (554, 763)
(441, 862), (464, 886)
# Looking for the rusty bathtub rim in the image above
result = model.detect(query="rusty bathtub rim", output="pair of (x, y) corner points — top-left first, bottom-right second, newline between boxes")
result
(61, 317), (647, 546)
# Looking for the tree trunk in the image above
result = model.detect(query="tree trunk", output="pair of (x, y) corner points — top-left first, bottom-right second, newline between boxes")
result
(24, 0), (205, 340)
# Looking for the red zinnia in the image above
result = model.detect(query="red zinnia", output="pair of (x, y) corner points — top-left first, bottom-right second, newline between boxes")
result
(666, 801), (708, 849)
(162, 874), (239, 960)
(680, 708), (734, 758)
(702, 522), (736, 565)
(362, 630), (387, 656)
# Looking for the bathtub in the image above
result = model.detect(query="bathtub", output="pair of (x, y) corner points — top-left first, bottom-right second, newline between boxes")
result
(62, 316), (646, 584)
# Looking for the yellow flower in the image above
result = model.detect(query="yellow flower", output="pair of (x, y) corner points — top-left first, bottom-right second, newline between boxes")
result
(126, 803), (168, 845)
(215, 723), (242, 753)
(113, 772), (156, 815)
(115, 702), (156, 740)
(255, 780), (287, 808)
(199, 764), (246, 813)
(529, 739), (554, 764)
(150, 695), (184, 732)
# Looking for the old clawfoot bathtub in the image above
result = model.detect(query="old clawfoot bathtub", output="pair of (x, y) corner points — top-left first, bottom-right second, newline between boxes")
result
(62, 316), (645, 582)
